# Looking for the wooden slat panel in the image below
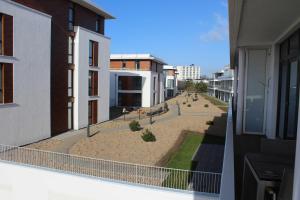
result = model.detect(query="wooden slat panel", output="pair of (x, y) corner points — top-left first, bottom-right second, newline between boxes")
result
(4, 63), (13, 103)
(92, 100), (98, 124)
(94, 71), (98, 96)
(3, 14), (13, 56)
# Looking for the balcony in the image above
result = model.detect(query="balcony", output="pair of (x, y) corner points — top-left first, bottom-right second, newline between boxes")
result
(0, 144), (220, 199)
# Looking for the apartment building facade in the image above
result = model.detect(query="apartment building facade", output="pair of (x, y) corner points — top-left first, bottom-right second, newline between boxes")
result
(0, 0), (51, 146)
(220, 0), (300, 199)
(176, 64), (201, 81)
(110, 54), (166, 108)
(0, 0), (113, 146)
(163, 65), (178, 98)
(208, 65), (234, 102)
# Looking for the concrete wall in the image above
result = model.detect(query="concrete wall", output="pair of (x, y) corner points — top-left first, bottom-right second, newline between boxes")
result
(0, 162), (218, 200)
(74, 26), (110, 130)
(109, 70), (153, 108)
(0, 0), (51, 146)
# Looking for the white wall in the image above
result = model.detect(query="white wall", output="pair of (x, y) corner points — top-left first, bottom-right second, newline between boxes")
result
(0, 162), (218, 200)
(74, 26), (110, 130)
(109, 70), (152, 108)
(0, 0), (51, 146)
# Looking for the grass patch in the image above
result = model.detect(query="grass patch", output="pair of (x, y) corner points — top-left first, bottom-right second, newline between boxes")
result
(162, 132), (225, 190)
(166, 131), (204, 170)
(200, 93), (228, 112)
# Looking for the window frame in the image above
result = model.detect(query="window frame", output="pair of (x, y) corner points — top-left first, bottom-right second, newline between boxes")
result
(68, 4), (75, 32)
(68, 36), (74, 65)
(89, 40), (99, 67)
(89, 70), (98, 96)
(135, 60), (140, 70)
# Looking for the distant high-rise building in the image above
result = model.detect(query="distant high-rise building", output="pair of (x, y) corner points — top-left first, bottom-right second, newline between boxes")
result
(176, 65), (201, 80)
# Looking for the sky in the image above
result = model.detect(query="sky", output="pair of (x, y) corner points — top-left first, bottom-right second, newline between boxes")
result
(93, 0), (229, 75)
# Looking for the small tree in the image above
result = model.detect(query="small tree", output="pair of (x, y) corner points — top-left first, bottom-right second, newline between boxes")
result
(195, 82), (208, 93)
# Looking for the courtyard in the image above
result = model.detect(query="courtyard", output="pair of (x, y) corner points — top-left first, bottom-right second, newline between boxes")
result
(26, 93), (227, 168)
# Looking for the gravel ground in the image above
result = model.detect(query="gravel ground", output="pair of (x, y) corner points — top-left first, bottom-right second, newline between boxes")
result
(68, 94), (226, 165)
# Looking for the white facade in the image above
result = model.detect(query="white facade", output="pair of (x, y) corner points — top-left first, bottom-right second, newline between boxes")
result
(0, 0), (51, 146)
(176, 65), (201, 80)
(208, 66), (233, 102)
(0, 161), (218, 200)
(73, 26), (110, 130)
(110, 70), (164, 108)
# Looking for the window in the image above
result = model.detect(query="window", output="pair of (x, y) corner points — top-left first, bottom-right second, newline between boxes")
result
(167, 79), (174, 88)
(88, 100), (98, 125)
(118, 76), (142, 90)
(68, 36), (74, 64)
(68, 69), (73, 97)
(122, 61), (126, 69)
(118, 93), (141, 107)
(68, 4), (74, 31)
(135, 61), (140, 70)
(0, 63), (13, 104)
(68, 102), (73, 130)
(0, 14), (2, 55)
(89, 71), (98, 96)
(89, 40), (98, 66)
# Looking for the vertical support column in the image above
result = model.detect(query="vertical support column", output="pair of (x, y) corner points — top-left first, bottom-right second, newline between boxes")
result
(236, 48), (246, 135)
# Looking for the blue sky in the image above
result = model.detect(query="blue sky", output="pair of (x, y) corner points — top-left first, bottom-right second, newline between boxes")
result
(93, 0), (229, 75)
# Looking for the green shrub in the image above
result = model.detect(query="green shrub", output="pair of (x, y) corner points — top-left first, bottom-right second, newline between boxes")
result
(204, 104), (209, 108)
(183, 102), (186, 105)
(206, 121), (214, 125)
(129, 120), (141, 131)
(187, 104), (191, 107)
(141, 129), (156, 142)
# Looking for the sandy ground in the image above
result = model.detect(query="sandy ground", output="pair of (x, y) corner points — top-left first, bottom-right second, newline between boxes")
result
(68, 93), (226, 165)
(26, 93), (227, 166)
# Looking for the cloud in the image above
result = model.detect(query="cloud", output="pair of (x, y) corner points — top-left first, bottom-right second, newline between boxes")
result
(200, 13), (229, 42)
(220, 1), (228, 8)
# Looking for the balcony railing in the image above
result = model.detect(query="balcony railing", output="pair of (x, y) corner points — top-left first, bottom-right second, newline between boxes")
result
(0, 144), (221, 194)
(219, 100), (235, 200)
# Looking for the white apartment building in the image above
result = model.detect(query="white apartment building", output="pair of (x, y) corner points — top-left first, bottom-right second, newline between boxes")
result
(176, 65), (201, 80)
(208, 65), (234, 102)
(0, 0), (113, 145)
(110, 54), (166, 108)
(163, 65), (178, 98)
(0, 0), (51, 146)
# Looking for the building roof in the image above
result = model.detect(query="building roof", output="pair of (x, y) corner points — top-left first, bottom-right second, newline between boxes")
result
(71, 0), (115, 19)
(110, 54), (167, 65)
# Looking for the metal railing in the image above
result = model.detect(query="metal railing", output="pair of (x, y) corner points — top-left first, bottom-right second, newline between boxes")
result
(0, 144), (221, 194)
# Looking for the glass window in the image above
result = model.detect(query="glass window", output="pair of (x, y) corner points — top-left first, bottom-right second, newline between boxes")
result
(68, 69), (73, 97)
(122, 61), (126, 69)
(89, 41), (93, 66)
(118, 76), (142, 90)
(68, 36), (74, 64)
(68, 102), (73, 130)
(244, 50), (267, 133)
(96, 19), (100, 33)
(89, 71), (98, 96)
(118, 93), (141, 107)
(68, 6), (74, 31)
(135, 61), (140, 70)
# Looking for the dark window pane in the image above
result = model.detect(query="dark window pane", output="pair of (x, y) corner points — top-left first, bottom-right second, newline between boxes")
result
(118, 93), (142, 107)
(118, 76), (142, 90)
(0, 15), (2, 54)
(0, 64), (3, 103)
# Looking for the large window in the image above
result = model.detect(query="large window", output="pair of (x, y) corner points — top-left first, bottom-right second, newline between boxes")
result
(0, 63), (13, 104)
(277, 32), (300, 140)
(118, 76), (142, 90)
(167, 79), (174, 88)
(0, 14), (2, 55)
(68, 36), (74, 64)
(68, 102), (73, 130)
(89, 71), (98, 96)
(68, 4), (74, 31)
(89, 40), (99, 66)
(118, 93), (141, 107)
